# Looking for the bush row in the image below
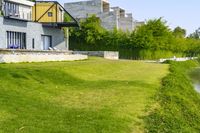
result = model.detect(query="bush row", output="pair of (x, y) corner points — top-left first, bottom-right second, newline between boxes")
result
(69, 16), (200, 59)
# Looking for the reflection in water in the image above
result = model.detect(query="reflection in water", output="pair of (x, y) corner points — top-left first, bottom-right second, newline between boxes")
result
(194, 84), (200, 93)
(189, 68), (200, 93)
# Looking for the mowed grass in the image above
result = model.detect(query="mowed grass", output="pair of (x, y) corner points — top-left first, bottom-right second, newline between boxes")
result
(0, 57), (168, 133)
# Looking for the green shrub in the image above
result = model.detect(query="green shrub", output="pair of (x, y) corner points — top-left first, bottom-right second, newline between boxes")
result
(144, 60), (200, 132)
(69, 16), (200, 60)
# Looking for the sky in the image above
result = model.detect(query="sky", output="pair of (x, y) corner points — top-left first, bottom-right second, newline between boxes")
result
(58, 0), (200, 35)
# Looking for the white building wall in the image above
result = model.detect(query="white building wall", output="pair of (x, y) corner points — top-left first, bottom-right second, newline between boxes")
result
(5, 0), (34, 7)
(118, 16), (134, 31)
(19, 5), (32, 20)
(97, 11), (117, 30)
(64, 0), (102, 19)
(0, 17), (67, 50)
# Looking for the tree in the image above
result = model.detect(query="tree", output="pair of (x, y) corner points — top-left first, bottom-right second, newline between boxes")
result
(173, 26), (186, 38)
(78, 15), (105, 44)
(189, 28), (200, 39)
(132, 18), (174, 50)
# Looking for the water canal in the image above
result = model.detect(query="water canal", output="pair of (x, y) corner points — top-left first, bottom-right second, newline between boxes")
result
(189, 68), (200, 93)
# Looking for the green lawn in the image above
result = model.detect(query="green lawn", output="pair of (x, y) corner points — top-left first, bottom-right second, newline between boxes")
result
(0, 57), (168, 133)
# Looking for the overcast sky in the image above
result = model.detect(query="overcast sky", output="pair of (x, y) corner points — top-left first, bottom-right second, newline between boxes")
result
(58, 0), (200, 34)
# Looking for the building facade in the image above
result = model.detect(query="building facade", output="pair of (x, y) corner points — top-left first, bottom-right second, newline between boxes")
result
(0, 0), (78, 51)
(64, 0), (143, 31)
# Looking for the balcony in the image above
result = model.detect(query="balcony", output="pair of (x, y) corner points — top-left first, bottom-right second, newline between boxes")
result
(3, 0), (34, 21)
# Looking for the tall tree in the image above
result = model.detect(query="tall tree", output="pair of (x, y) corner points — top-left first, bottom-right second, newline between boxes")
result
(173, 26), (186, 38)
(79, 15), (105, 44)
(189, 28), (200, 39)
(132, 18), (174, 50)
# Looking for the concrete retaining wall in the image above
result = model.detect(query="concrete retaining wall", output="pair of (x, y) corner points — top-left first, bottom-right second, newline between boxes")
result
(159, 57), (198, 63)
(0, 53), (88, 63)
(73, 51), (119, 60)
(73, 51), (104, 56)
(104, 51), (119, 60)
(0, 49), (73, 54)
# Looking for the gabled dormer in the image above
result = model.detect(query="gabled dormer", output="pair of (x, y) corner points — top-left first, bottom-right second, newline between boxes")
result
(2, 0), (34, 20)
(32, 1), (79, 28)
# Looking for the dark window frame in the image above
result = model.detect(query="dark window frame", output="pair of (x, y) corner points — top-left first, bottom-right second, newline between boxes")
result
(4, 1), (19, 17)
(41, 35), (52, 50)
(32, 38), (35, 49)
(48, 12), (53, 17)
(7, 31), (26, 49)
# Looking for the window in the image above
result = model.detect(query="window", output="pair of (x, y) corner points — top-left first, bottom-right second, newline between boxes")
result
(4, 2), (19, 17)
(48, 12), (53, 17)
(32, 38), (35, 49)
(7, 31), (26, 49)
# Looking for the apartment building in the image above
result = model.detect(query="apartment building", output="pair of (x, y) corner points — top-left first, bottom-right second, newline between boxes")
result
(64, 0), (143, 31)
(0, 0), (78, 50)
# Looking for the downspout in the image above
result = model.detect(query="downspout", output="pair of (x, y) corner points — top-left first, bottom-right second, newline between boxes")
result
(35, 1), (36, 21)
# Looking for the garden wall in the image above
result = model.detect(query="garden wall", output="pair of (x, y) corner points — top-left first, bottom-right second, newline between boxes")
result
(73, 51), (119, 60)
(0, 50), (88, 63)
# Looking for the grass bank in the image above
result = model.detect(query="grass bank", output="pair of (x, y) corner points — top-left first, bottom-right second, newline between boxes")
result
(0, 57), (168, 133)
(145, 60), (200, 132)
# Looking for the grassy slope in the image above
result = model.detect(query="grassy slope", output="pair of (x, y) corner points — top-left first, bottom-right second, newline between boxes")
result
(0, 57), (168, 133)
(145, 60), (200, 133)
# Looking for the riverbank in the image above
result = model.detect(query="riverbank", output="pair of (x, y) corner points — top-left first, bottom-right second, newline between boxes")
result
(188, 67), (200, 93)
(145, 60), (200, 132)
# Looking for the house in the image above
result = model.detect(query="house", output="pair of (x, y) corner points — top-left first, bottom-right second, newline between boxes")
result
(64, 0), (143, 31)
(0, 0), (78, 50)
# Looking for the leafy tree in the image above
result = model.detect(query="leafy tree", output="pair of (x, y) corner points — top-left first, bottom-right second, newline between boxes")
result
(69, 16), (200, 59)
(173, 26), (186, 38)
(103, 28), (130, 49)
(132, 18), (174, 50)
(79, 15), (105, 44)
(189, 28), (200, 39)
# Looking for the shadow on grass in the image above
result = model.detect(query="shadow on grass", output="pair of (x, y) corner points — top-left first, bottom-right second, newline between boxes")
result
(0, 66), (155, 133)
(0, 87), (132, 133)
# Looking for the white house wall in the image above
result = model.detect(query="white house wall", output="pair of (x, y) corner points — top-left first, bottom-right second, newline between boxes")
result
(19, 4), (32, 20)
(0, 17), (66, 50)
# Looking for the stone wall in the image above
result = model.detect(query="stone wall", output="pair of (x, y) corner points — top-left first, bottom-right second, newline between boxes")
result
(0, 49), (72, 54)
(73, 51), (104, 56)
(104, 51), (119, 60)
(0, 16), (66, 50)
(73, 51), (119, 60)
(0, 52), (88, 63)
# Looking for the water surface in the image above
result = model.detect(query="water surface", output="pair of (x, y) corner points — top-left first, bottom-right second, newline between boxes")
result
(189, 68), (200, 93)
